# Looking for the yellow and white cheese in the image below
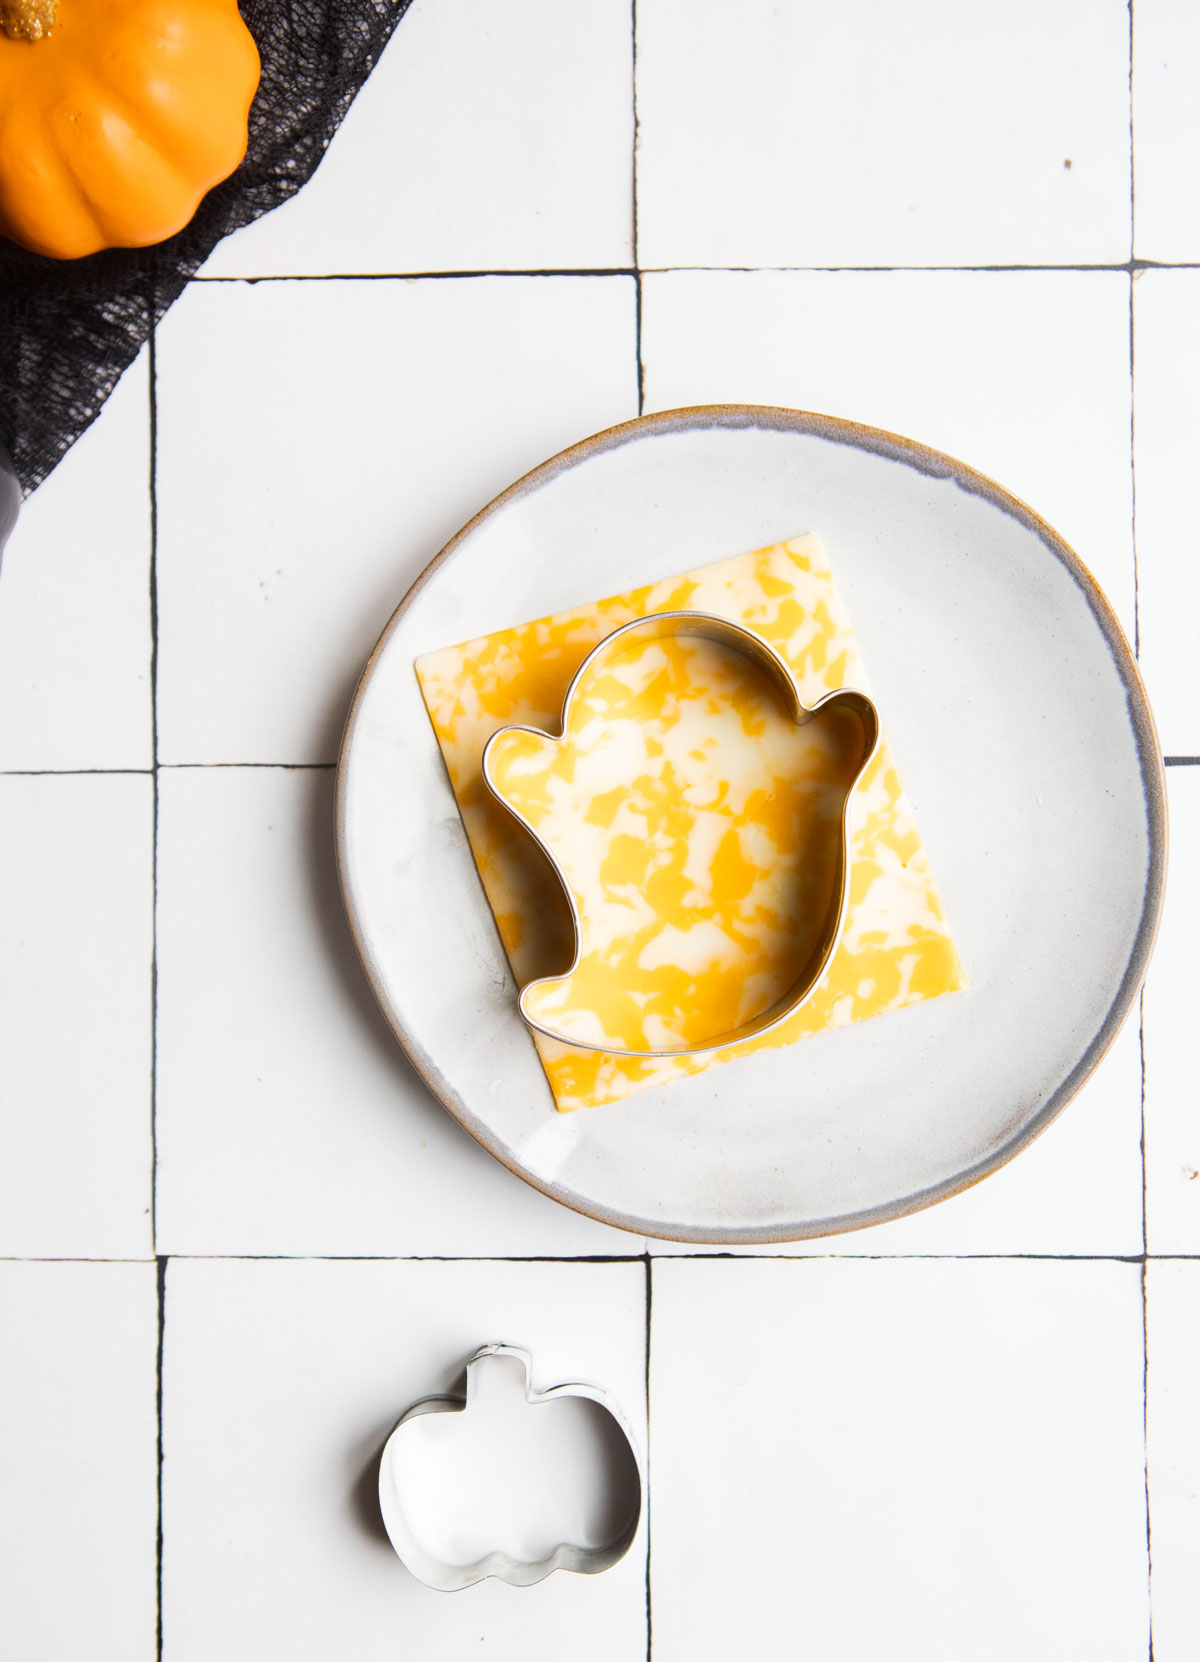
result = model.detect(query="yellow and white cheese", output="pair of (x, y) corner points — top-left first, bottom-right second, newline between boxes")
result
(416, 535), (966, 1111)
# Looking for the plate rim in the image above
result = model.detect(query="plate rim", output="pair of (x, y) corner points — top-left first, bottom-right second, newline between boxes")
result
(335, 402), (1168, 1244)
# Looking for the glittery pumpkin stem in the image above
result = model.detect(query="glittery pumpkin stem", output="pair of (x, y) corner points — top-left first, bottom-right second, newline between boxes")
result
(0, 0), (58, 41)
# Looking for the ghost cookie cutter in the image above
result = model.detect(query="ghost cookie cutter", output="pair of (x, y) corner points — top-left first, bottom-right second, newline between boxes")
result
(377, 1343), (643, 1591)
(482, 610), (881, 1058)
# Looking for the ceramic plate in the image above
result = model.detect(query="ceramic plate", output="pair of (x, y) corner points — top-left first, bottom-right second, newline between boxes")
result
(336, 406), (1165, 1244)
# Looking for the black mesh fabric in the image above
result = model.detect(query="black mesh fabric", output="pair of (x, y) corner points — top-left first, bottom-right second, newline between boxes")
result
(0, 0), (415, 496)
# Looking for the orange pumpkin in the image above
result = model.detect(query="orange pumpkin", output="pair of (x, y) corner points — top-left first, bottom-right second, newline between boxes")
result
(0, 0), (260, 259)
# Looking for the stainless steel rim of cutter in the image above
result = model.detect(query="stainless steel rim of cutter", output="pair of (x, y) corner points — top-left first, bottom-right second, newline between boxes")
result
(377, 1343), (644, 1592)
(481, 610), (881, 1058)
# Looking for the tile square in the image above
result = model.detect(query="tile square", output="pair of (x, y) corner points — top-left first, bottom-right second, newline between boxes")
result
(162, 1258), (646, 1662)
(635, 0), (1131, 269)
(1147, 1260), (1200, 1662)
(0, 774), (154, 1259)
(1143, 767), (1200, 1254)
(154, 765), (642, 1255)
(199, 0), (633, 279)
(1133, 269), (1200, 756)
(641, 268), (1136, 640)
(651, 1018), (1145, 1257)
(1134, 0), (1200, 261)
(155, 275), (638, 764)
(650, 1258), (1149, 1662)
(0, 1262), (158, 1662)
(0, 348), (152, 771)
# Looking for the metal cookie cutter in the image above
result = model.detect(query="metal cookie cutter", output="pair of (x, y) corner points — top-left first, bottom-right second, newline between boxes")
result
(482, 609), (881, 1058)
(377, 1343), (643, 1591)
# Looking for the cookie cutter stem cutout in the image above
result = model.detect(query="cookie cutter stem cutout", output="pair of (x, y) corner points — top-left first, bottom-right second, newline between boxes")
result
(481, 611), (881, 1058)
(377, 1344), (643, 1592)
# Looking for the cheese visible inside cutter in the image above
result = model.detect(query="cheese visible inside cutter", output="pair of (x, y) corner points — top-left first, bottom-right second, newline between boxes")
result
(487, 634), (870, 1054)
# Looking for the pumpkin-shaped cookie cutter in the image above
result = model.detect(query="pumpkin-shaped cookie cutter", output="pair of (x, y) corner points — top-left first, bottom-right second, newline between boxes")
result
(482, 610), (881, 1057)
(378, 1343), (643, 1591)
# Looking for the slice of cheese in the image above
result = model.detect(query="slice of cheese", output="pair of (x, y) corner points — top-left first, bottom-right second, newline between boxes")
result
(416, 535), (966, 1111)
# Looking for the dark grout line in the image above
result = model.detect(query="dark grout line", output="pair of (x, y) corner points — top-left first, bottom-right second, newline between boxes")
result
(631, 0), (645, 423)
(1138, 992), (1153, 1649)
(1130, 260), (1200, 270)
(148, 328), (160, 1257)
(648, 1251), (1154, 1262)
(7, 1250), (1184, 1263)
(1127, 0), (1138, 683)
(0, 768), (152, 777)
(1131, 270), (1140, 659)
(643, 1250), (652, 1662)
(183, 261), (1200, 282)
(1138, 7), (1156, 1592)
(630, 0), (640, 268)
(10, 1253), (1200, 1270)
(7, 1249), (1196, 1263)
(1139, 989), (1149, 1263)
(637, 261), (1186, 275)
(155, 1252), (650, 1263)
(634, 276), (646, 416)
(1128, 131), (1153, 1636)
(191, 268), (638, 283)
(148, 316), (165, 1662)
(0, 1256), (164, 1264)
(157, 760), (338, 770)
(1142, 1260), (1155, 1662)
(15, 754), (1187, 777)
(1123, 0), (1130, 269)
(155, 1256), (167, 1662)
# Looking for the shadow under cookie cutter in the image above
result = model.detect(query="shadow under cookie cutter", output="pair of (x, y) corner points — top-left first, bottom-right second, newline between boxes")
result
(482, 610), (881, 1058)
(377, 1343), (643, 1591)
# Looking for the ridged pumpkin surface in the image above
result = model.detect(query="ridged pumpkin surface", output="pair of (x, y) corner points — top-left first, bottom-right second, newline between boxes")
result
(0, 0), (260, 259)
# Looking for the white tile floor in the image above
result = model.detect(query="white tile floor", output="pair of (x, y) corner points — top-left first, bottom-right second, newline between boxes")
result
(0, 1263), (159, 1660)
(0, 774), (154, 1259)
(641, 266), (1137, 634)
(0, 347), (152, 771)
(1, 2), (1197, 1657)
(161, 1259), (647, 1661)
(154, 274), (637, 764)
(650, 1259), (1150, 1662)
(635, 0), (1133, 269)
(1146, 1260), (1200, 1661)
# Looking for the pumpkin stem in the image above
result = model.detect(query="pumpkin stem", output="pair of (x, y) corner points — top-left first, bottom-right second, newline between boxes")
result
(0, 0), (58, 40)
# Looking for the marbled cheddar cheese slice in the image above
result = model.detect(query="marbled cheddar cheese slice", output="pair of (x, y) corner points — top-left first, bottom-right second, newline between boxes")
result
(416, 535), (966, 1111)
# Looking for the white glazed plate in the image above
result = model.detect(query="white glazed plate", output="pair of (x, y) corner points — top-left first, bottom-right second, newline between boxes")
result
(336, 406), (1165, 1244)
